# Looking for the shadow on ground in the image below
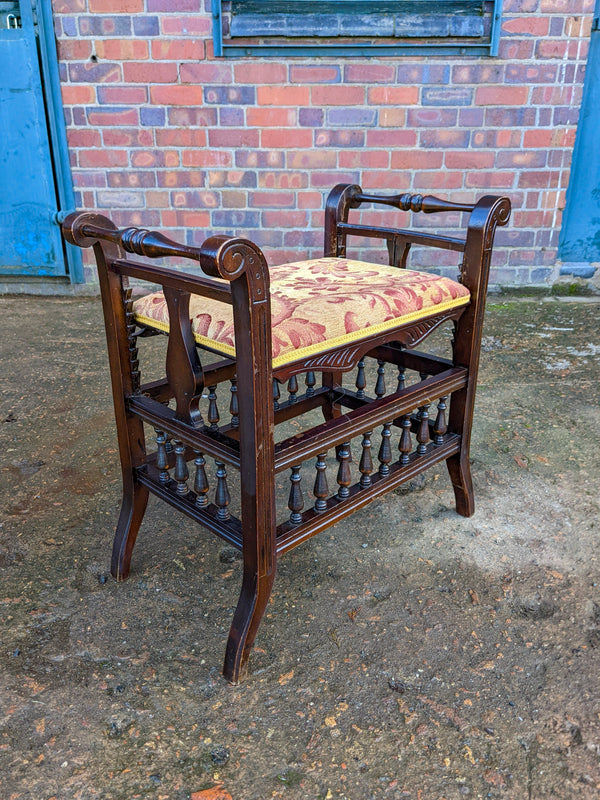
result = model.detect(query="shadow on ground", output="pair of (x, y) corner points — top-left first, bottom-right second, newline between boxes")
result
(0, 296), (599, 799)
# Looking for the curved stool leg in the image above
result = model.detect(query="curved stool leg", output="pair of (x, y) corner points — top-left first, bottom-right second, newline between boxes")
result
(223, 564), (276, 683)
(110, 477), (149, 581)
(446, 452), (474, 518)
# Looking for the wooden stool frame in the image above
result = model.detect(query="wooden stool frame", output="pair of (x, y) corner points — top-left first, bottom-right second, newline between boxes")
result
(62, 184), (510, 682)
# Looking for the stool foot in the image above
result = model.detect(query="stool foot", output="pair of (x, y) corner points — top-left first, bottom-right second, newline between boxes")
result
(110, 480), (149, 581)
(446, 452), (474, 518)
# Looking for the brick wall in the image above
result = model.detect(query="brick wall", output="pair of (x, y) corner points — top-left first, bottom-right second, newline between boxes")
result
(54, 0), (594, 286)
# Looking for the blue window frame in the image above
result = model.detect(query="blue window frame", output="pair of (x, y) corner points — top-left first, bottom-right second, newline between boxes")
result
(212, 0), (504, 58)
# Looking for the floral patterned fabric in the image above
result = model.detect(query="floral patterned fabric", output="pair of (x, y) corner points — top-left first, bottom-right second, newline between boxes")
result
(133, 257), (470, 368)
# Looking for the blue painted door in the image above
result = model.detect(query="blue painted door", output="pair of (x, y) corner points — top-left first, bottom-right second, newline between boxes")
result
(559, 0), (600, 264)
(0, 1), (66, 276)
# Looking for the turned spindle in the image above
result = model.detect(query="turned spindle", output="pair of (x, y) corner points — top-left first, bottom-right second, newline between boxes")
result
(375, 360), (386, 399)
(305, 371), (316, 397)
(273, 378), (281, 411)
(207, 385), (220, 431)
(193, 452), (209, 507)
(359, 431), (373, 488)
(433, 396), (448, 445)
(155, 429), (170, 484)
(288, 466), (304, 525)
(398, 415), (412, 465)
(336, 442), (352, 499)
(214, 462), (231, 521)
(173, 441), (189, 495)
(378, 423), (392, 476)
(229, 377), (239, 428)
(355, 359), (366, 399)
(416, 404), (430, 455)
(288, 374), (298, 403)
(313, 453), (329, 513)
(397, 366), (406, 392)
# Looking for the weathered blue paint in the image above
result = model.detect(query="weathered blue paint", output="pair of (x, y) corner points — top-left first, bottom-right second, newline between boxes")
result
(0, 1), (69, 278)
(559, 0), (600, 264)
(213, 0), (503, 57)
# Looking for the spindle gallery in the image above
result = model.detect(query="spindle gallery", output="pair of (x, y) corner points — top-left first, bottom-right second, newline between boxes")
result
(62, 183), (510, 682)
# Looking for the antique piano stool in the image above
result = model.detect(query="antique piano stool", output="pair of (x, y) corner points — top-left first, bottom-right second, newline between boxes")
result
(62, 184), (510, 682)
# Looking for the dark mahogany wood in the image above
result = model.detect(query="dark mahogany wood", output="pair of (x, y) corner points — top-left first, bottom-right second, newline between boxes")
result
(61, 183), (510, 682)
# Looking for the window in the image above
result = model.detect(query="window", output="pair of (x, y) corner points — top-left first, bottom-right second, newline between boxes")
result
(211, 0), (504, 57)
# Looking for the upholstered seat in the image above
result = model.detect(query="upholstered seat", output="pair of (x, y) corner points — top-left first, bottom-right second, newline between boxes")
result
(133, 258), (470, 368)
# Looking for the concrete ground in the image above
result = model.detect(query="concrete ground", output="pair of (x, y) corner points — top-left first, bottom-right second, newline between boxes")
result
(0, 295), (599, 800)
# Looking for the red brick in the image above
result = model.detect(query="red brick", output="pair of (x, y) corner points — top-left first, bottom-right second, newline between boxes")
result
(310, 172), (360, 188)
(262, 211), (308, 228)
(67, 129), (102, 147)
(246, 108), (297, 127)
(158, 171), (205, 188)
(475, 86), (529, 105)
(344, 65), (395, 83)
(496, 151), (547, 168)
(311, 86), (365, 105)
(502, 16), (550, 35)
(360, 172), (412, 191)
(287, 151), (337, 170)
(95, 39), (148, 60)
(180, 63), (233, 84)
(172, 190), (219, 209)
(57, 40), (92, 60)
(391, 151), (444, 170)
(368, 87), (419, 105)
(78, 149), (129, 167)
(257, 87), (310, 106)
(258, 172), (308, 190)
(297, 192), (323, 209)
(151, 39), (205, 60)
(208, 129), (260, 148)
(249, 192), (296, 208)
(102, 129), (153, 147)
(445, 151), (496, 170)
(87, 107), (139, 126)
(161, 211), (211, 228)
(466, 172), (516, 189)
(535, 39), (569, 59)
(150, 85), (203, 106)
(89, 0), (142, 9)
(124, 62), (178, 83)
(182, 150), (231, 168)
(61, 85), (96, 105)
(97, 86), (148, 104)
(339, 151), (390, 169)
(518, 171), (560, 189)
(160, 16), (211, 36)
(413, 172), (464, 190)
(379, 109), (407, 128)
(261, 130), (313, 148)
(366, 130), (417, 147)
(290, 65), (340, 83)
(234, 63), (287, 84)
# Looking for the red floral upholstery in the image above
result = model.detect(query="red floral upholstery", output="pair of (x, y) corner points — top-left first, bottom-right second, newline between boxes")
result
(133, 257), (470, 368)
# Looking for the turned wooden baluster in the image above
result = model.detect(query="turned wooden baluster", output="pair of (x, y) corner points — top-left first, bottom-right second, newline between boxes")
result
(433, 396), (448, 445)
(229, 377), (239, 428)
(378, 423), (392, 476)
(214, 462), (230, 521)
(193, 452), (209, 508)
(336, 442), (352, 499)
(288, 374), (298, 403)
(375, 360), (386, 399)
(288, 466), (304, 524)
(305, 371), (316, 397)
(398, 416), (412, 465)
(273, 378), (281, 411)
(313, 453), (329, 512)
(173, 441), (189, 494)
(397, 366), (406, 392)
(207, 385), (220, 431)
(155, 429), (170, 484)
(359, 431), (373, 488)
(416, 404), (431, 455)
(355, 359), (366, 399)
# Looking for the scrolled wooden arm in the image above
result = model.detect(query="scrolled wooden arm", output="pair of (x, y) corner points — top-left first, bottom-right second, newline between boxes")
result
(353, 191), (476, 215)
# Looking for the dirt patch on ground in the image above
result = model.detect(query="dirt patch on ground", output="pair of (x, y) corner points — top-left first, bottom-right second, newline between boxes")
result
(0, 297), (599, 799)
